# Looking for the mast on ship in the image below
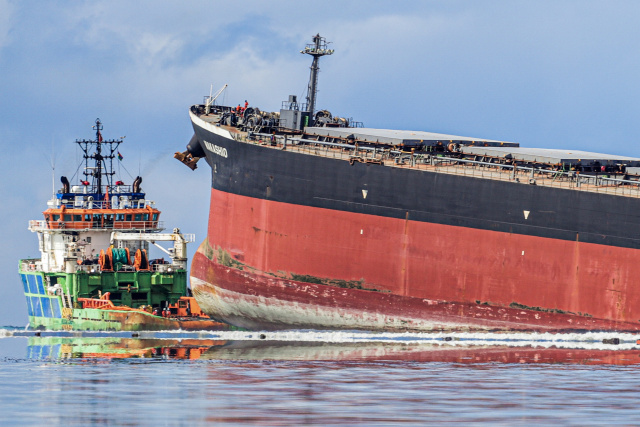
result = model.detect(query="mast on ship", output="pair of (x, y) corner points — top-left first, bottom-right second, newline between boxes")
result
(301, 34), (334, 126)
(76, 119), (122, 196)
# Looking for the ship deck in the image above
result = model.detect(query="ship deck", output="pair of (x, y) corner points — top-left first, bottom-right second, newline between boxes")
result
(199, 113), (640, 199)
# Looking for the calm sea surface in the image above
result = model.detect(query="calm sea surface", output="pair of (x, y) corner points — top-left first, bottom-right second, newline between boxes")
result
(2, 329), (640, 425)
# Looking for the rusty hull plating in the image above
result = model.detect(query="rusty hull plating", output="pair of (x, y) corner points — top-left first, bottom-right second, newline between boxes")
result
(188, 188), (640, 333)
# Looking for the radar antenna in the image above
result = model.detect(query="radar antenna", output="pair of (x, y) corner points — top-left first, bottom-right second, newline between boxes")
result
(301, 34), (334, 126)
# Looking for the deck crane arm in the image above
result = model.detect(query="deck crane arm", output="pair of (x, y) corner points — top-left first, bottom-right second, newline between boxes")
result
(205, 84), (228, 114)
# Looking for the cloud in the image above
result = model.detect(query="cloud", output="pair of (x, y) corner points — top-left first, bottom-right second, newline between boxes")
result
(0, 0), (15, 50)
(62, 3), (188, 67)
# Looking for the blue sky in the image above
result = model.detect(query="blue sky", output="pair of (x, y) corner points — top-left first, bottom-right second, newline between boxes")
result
(2, 1), (640, 325)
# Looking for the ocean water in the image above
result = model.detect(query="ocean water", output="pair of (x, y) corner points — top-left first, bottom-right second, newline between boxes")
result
(2, 329), (640, 425)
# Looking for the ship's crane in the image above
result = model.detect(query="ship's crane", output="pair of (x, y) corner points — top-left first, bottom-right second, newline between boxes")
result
(110, 229), (195, 270)
(205, 84), (228, 114)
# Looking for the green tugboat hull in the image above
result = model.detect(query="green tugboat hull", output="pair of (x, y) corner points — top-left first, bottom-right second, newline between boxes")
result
(20, 259), (231, 332)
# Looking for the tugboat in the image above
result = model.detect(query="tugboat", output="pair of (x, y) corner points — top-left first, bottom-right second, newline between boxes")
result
(19, 119), (231, 331)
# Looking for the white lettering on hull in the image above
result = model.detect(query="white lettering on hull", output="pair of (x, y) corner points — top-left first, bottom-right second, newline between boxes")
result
(203, 140), (228, 158)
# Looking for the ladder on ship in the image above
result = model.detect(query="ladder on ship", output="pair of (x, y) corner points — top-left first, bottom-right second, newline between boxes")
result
(62, 294), (73, 309)
(59, 287), (73, 310)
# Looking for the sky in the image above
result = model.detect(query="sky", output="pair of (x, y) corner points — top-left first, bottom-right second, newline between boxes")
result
(2, 1), (640, 325)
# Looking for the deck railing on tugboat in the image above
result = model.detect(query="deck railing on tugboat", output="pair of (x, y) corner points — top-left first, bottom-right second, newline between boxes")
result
(28, 220), (165, 232)
(74, 263), (186, 273)
(77, 297), (115, 309)
(59, 184), (137, 196)
(53, 199), (155, 210)
(21, 259), (187, 274)
(19, 259), (42, 272)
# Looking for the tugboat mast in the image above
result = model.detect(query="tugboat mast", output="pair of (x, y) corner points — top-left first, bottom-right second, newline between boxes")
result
(76, 118), (121, 196)
(301, 34), (334, 126)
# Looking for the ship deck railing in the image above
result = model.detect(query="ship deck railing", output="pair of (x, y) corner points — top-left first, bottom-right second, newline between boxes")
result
(20, 259), (42, 272)
(231, 130), (640, 199)
(59, 184), (139, 196)
(20, 259), (184, 274)
(75, 263), (184, 274)
(28, 220), (165, 232)
(52, 199), (156, 210)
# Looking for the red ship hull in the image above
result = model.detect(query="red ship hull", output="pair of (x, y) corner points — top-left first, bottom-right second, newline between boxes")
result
(190, 188), (640, 332)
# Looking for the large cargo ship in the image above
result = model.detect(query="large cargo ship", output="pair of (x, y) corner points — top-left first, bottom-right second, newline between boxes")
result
(176, 34), (640, 332)
(20, 119), (231, 331)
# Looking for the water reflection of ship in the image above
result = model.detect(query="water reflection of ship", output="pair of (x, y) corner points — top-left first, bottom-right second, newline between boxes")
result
(200, 341), (640, 365)
(26, 336), (640, 365)
(27, 337), (224, 360)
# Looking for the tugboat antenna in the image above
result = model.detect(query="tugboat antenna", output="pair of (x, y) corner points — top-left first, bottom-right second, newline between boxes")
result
(301, 34), (333, 126)
(94, 119), (104, 194)
(76, 118), (122, 196)
(49, 137), (56, 200)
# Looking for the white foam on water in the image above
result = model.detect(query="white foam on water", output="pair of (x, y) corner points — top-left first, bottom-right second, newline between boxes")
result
(187, 330), (640, 351)
(123, 329), (640, 351)
(3, 328), (640, 350)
